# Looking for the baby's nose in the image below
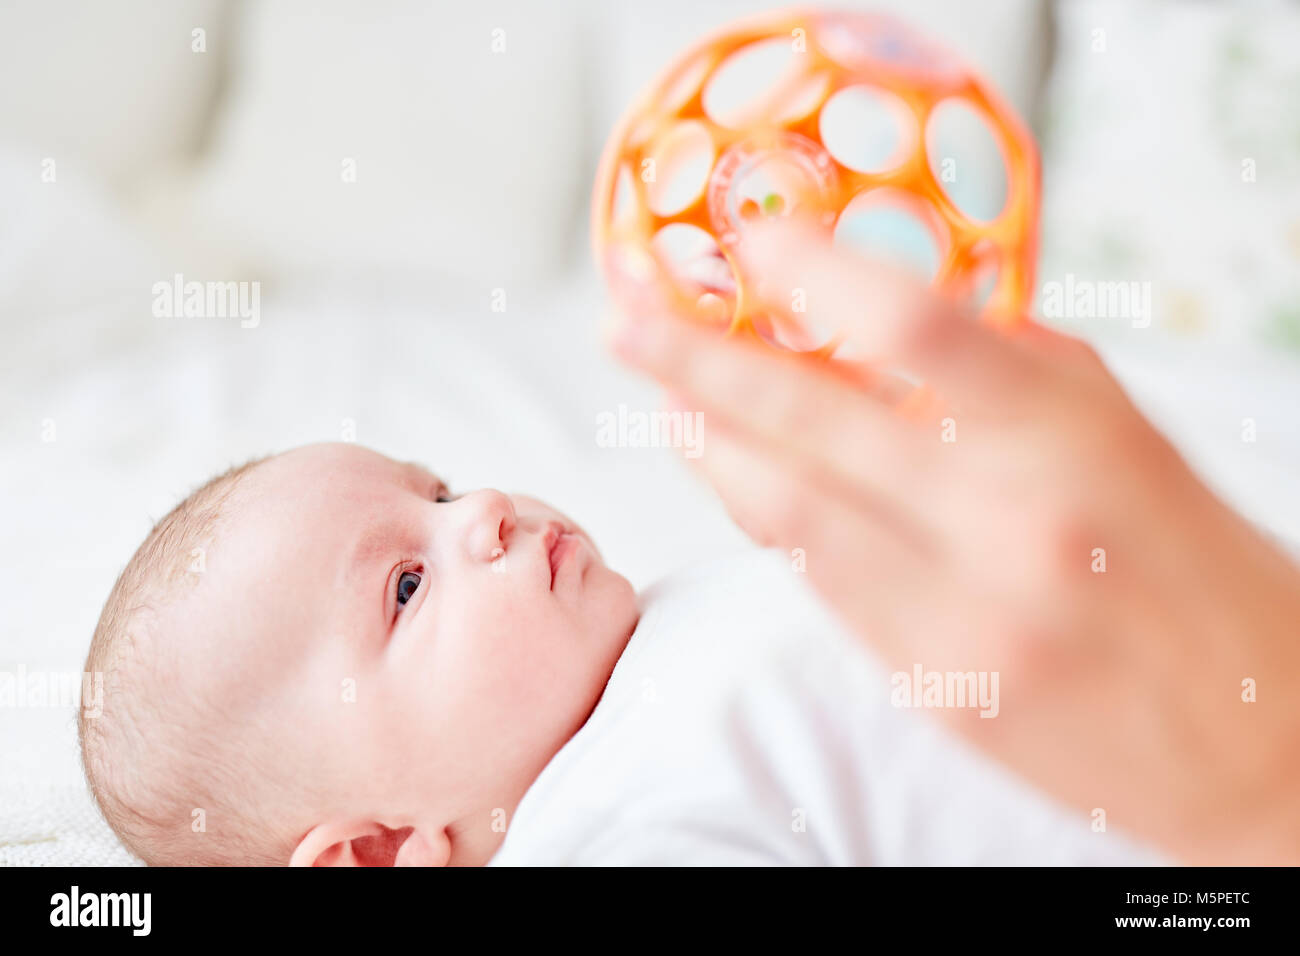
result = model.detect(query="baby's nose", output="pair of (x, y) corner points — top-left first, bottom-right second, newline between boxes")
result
(456, 489), (517, 563)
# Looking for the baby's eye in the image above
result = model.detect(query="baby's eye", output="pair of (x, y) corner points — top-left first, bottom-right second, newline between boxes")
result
(396, 570), (422, 608)
(435, 489), (458, 504)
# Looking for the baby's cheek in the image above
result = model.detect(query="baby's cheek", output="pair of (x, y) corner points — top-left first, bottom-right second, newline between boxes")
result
(492, 621), (601, 713)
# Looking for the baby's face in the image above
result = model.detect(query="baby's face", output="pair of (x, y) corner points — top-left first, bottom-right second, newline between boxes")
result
(185, 443), (637, 861)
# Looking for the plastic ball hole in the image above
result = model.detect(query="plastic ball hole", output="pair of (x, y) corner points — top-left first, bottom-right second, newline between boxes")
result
(819, 84), (915, 174)
(645, 120), (715, 217)
(925, 98), (1009, 224)
(834, 189), (945, 281)
(650, 223), (737, 329)
(703, 38), (828, 129)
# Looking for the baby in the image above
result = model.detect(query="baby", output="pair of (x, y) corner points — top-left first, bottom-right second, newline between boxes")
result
(80, 442), (640, 865)
(81, 442), (1162, 866)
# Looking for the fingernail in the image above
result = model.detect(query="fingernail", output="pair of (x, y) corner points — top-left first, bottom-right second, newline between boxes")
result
(736, 213), (822, 265)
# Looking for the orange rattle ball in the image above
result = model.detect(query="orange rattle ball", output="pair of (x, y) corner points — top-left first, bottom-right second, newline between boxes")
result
(593, 7), (1041, 354)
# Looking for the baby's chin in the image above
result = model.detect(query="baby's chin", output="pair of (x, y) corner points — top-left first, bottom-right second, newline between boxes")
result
(565, 550), (638, 645)
(601, 568), (641, 645)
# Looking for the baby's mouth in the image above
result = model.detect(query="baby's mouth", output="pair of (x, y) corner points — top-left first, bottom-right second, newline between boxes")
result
(545, 525), (579, 590)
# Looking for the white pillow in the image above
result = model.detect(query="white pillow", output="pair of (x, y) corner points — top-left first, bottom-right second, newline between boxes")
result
(0, 0), (229, 190)
(166, 0), (586, 285)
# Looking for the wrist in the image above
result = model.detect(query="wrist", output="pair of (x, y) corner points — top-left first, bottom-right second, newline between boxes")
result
(1141, 484), (1300, 863)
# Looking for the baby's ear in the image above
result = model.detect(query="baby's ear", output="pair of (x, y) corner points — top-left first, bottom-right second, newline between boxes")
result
(392, 828), (450, 867)
(289, 820), (450, 867)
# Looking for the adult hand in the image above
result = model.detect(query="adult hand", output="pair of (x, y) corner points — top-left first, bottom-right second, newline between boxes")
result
(606, 220), (1300, 864)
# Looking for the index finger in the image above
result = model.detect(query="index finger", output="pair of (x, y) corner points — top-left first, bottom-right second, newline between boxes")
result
(608, 296), (938, 521)
(736, 219), (1041, 409)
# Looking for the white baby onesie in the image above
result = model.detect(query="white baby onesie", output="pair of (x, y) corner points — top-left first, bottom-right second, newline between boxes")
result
(489, 548), (1166, 866)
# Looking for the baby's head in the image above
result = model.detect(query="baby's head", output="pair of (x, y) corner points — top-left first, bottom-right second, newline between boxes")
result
(80, 443), (638, 865)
